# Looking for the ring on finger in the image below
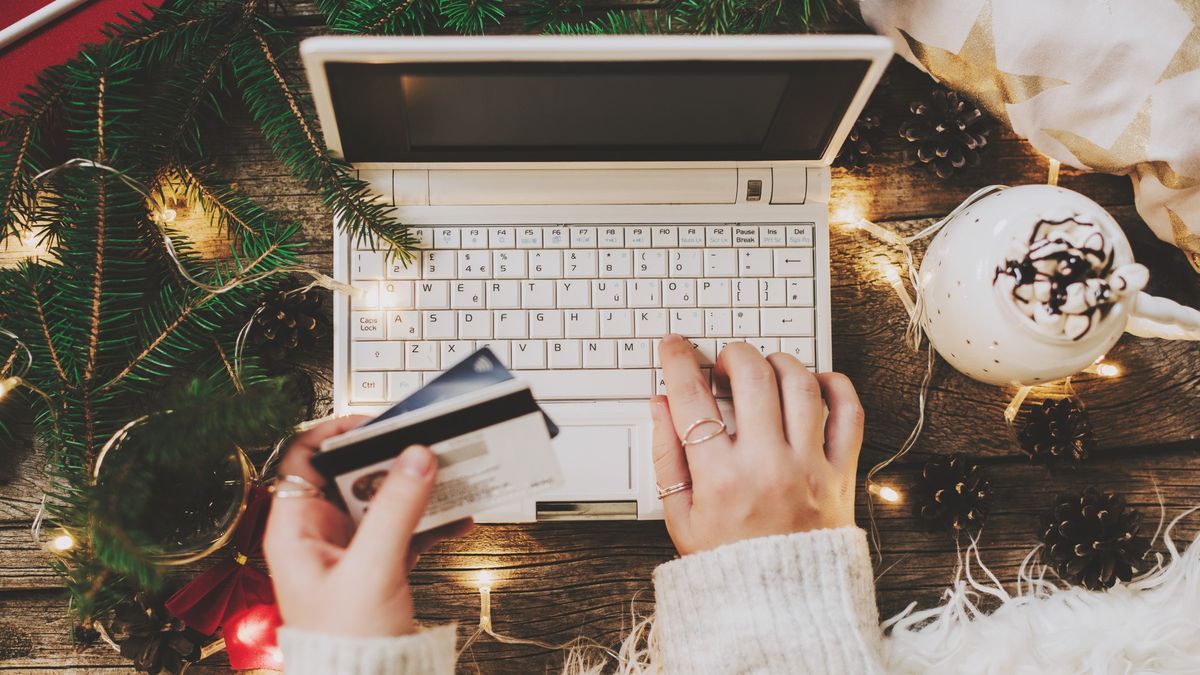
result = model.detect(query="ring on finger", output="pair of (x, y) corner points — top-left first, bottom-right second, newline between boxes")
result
(681, 417), (727, 448)
(270, 474), (324, 500)
(656, 481), (692, 499)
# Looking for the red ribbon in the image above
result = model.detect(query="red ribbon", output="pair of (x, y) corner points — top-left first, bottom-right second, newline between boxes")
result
(223, 603), (283, 671)
(166, 486), (275, 636)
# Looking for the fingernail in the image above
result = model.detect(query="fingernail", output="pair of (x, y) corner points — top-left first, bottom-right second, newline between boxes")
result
(398, 446), (434, 477)
(662, 333), (682, 344)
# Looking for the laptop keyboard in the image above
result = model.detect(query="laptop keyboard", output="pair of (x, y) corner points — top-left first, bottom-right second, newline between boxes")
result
(347, 223), (818, 404)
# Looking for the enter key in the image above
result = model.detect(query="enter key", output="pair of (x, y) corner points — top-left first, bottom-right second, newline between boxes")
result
(761, 308), (814, 337)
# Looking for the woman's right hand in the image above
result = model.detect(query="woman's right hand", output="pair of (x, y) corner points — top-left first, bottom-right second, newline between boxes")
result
(650, 334), (865, 556)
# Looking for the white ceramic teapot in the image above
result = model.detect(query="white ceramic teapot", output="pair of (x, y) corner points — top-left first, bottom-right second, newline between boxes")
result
(918, 184), (1200, 386)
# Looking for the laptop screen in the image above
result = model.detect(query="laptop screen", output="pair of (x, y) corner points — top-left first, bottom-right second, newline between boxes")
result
(325, 60), (871, 163)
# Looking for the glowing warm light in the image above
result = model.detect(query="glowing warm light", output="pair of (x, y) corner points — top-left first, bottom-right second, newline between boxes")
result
(50, 532), (75, 552)
(0, 376), (22, 400)
(883, 266), (902, 284)
(1096, 363), (1120, 377)
(476, 569), (495, 590)
(158, 208), (177, 223)
(21, 230), (37, 247)
(868, 483), (902, 503)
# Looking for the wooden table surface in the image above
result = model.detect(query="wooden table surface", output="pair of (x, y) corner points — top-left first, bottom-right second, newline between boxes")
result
(2, 3), (1198, 672)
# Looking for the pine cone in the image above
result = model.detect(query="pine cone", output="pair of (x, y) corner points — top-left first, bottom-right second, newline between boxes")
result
(834, 110), (884, 171)
(912, 453), (991, 534)
(1040, 488), (1149, 590)
(249, 289), (327, 361)
(899, 87), (990, 179)
(110, 593), (202, 674)
(1018, 398), (1095, 468)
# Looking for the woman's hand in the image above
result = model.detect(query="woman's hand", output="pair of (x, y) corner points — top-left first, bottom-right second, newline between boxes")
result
(263, 416), (473, 637)
(652, 334), (864, 555)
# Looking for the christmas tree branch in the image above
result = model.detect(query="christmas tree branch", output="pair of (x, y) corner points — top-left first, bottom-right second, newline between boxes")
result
(25, 268), (73, 388)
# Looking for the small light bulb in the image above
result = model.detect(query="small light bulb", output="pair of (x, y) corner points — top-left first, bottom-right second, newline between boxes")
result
(50, 533), (75, 552)
(883, 266), (902, 283)
(1096, 363), (1120, 377)
(868, 483), (902, 503)
(158, 208), (177, 223)
(21, 230), (37, 247)
(0, 376), (21, 400)
(476, 569), (495, 590)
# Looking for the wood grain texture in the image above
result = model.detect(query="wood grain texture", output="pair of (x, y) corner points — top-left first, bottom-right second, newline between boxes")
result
(2, 1), (1199, 672)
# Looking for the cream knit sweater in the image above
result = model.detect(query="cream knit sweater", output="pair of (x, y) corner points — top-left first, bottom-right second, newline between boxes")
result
(278, 527), (882, 674)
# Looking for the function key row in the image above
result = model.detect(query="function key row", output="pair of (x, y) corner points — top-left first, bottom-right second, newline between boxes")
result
(355, 224), (815, 251)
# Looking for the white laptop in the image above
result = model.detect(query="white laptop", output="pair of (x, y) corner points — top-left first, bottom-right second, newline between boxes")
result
(301, 35), (891, 522)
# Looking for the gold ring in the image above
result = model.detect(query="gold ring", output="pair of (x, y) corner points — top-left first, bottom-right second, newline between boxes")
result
(270, 474), (324, 500)
(681, 417), (727, 448)
(656, 481), (692, 499)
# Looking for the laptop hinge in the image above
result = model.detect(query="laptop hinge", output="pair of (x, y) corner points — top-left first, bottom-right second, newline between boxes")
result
(428, 169), (738, 206)
(536, 501), (638, 521)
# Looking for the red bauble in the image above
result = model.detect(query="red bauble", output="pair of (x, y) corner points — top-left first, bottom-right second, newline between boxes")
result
(223, 603), (283, 671)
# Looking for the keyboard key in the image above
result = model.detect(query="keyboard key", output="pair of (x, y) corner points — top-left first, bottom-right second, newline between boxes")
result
(493, 250), (526, 278)
(599, 309), (634, 337)
(760, 225), (786, 246)
(599, 226), (623, 247)
(520, 370), (651, 399)
(530, 250), (562, 278)
(494, 310), (528, 339)
(705, 309), (733, 336)
(732, 280), (757, 307)
(635, 309), (668, 337)
(655, 369), (668, 395)
(434, 227), (460, 248)
(353, 281), (379, 308)
(600, 249), (632, 277)
(781, 337), (816, 366)
(522, 281), (555, 308)
(352, 342), (404, 370)
(462, 227), (487, 249)
(530, 310), (563, 338)
(489, 227), (515, 248)
(629, 280), (661, 307)
(733, 225), (758, 246)
(663, 280), (696, 307)
(788, 279), (815, 307)
(387, 310), (420, 339)
(511, 340), (546, 369)
(565, 250), (597, 277)
(746, 338), (781, 356)
(457, 251), (490, 278)
(545, 227), (570, 248)
(761, 308), (815, 336)
(548, 339), (582, 368)
(652, 226), (678, 247)
(352, 311), (385, 340)
(352, 252), (385, 280)
(582, 340), (617, 368)
(423, 311), (456, 339)
(670, 250), (703, 277)
(592, 280), (625, 308)
(412, 228), (433, 249)
(380, 281), (414, 308)
(477, 340), (510, 366)
(625, 226), (651, 247)
(557, 280), (590, 308)
(570, 226), (596, 247)
(635, 249), (667, 278)
(739, 249), (773, 276)
(406, 342), (439, 370)
(679, 225), (705, 247)
(416, 281), (449, 309)
(692, 338), (718, 366)
(351, 372), (386, 402)
(699, 279), (731, 306)
(617, 339), (653, 368)
(422, 250), (455, 279)
(704, 249), (736, 276)
(488, 280), (520, 309)
(459, 311), (491, 339)
(387, 257), (420, 280)
(441, 340), (474, 367)
(565, 310), (599, 338)
(388, 371), (421, 400)
(706, 225), (732, 246)
(669, 308), (703, 337)
(760, 279), (786, 307)
(787, 224), (815, 247)
(733, 309), (759, 336)
(452, 281), (484, 309)
(774, 249), (814, 276)
(517, 227), (542, 248)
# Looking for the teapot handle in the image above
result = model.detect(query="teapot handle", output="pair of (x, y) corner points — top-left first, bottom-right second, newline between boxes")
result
(1125, 292), (1200, 340)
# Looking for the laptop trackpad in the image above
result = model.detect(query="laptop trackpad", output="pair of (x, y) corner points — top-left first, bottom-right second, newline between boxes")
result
(546, 425), (633, 498)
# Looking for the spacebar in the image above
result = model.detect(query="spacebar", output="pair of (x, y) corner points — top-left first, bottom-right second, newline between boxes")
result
(516, 370), (652, 400)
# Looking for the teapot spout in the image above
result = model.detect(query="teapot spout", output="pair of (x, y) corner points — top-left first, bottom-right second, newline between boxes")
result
(1126, 291), (1200, 341)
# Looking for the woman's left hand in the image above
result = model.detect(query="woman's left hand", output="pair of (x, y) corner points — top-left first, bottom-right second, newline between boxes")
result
(263, 416), (473, 637)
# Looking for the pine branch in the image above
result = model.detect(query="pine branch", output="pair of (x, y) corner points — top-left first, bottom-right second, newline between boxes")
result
(669, 0), (839, 33)
(0, 68), (67, 240)
(332, 0), (438, 34)
(438, 0), (505, 34)
(520, 0), (583, 29)
(545, 9), (666, 34)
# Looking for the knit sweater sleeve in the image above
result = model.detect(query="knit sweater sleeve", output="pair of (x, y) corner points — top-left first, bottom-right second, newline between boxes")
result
(652, 526), (883, 674)
(277, 624), (457, 675)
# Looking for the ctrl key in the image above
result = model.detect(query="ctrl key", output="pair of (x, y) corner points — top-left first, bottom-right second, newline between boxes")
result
(352, 371), (386, 402)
